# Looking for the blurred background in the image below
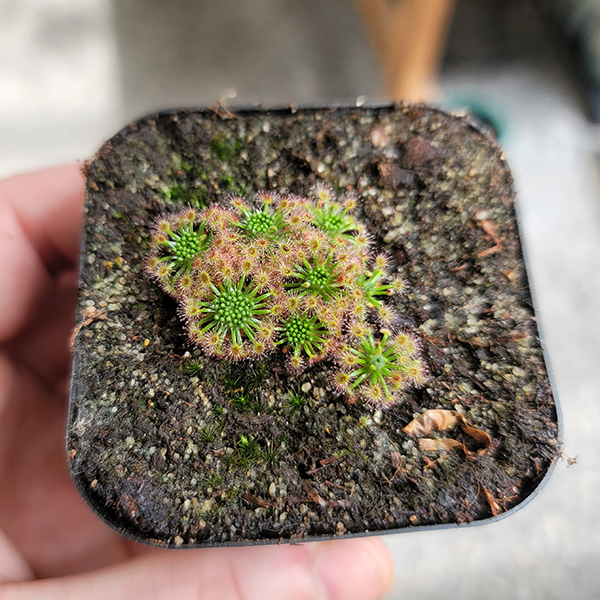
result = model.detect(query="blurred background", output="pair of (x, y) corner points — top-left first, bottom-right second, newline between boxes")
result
(2, 0), (600, 597)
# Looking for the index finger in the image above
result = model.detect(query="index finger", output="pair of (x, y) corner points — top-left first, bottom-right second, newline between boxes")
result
(0, 164), (85, 343)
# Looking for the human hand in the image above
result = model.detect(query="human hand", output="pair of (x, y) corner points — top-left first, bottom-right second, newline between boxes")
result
(0, 165), (393, 599)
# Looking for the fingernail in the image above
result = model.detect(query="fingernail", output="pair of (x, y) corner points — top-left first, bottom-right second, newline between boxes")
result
(312, 538), (393, 600)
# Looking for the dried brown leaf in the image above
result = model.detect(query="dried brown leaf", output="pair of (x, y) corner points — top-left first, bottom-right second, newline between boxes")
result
(418, 438), (464, 453)
(479, 219), (502, 246)
(404, 409), (492, 459)
(477, 244), (501, 258)
(401, 137), (442, 167)
(482, 486), (502, 516)
(402, 409), (461, 437)
(460, 420), (492, 448)
(70, 312), (108, 350)
(475, 217), (503, 258)
(242, 492), (276, 508)
(377, 160), (415, 188)
(307, 490), (328, 508)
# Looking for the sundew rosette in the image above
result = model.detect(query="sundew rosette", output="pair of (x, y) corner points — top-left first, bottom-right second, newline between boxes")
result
(144, 185), (427, 408)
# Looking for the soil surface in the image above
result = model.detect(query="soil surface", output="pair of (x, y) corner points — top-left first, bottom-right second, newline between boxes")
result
(68, 105), (559, 547)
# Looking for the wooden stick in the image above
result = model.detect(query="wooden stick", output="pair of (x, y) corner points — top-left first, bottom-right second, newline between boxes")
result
(355, 0), (456, 102)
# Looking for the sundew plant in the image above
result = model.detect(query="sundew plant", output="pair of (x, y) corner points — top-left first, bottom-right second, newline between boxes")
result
(145, 185), (427, 408)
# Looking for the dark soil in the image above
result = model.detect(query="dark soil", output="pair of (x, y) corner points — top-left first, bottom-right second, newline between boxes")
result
(68, 104), (559, 547)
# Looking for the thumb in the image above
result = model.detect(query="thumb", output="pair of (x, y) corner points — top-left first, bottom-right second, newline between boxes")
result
(0, 538), (393, 600)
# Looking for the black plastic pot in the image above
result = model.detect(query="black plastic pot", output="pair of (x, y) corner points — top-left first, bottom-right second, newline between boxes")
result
(68, 104), (561, 548)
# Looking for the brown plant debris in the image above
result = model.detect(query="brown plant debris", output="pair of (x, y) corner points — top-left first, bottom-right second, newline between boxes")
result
(481, 485), (502, 517)
(69, 312), (108, 350)
(476, 216), (504, 258)
(403, 409), (492, 458)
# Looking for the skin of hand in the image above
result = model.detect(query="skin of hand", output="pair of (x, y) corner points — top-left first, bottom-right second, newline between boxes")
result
(0, 165), (394, 600)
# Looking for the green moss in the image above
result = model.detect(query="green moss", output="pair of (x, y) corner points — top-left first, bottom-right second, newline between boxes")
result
(333, 448), (349, 459)
(190, 185), (209, 208)
(224, 485), (241, 499)
(223, 366), (243, 391)
(182, 359), (203, 375)
(230, 393), (262, 413)
(202, 473), (223, 489)
(358, 415), (371, 428)
(287, 388), (306, 412)
(210, 132), (241, 162)
(262, 440), (279, 464)
(225, 434), (277, 468)
(163, 183), (209, 209)
(163, 184), (189, 202)
(201, 504), (225, 523)
(219, 173), (248, 195)
(223, 361), (266, 394)
(198, 423), (221, 443)
(248, 361), (267, 389)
